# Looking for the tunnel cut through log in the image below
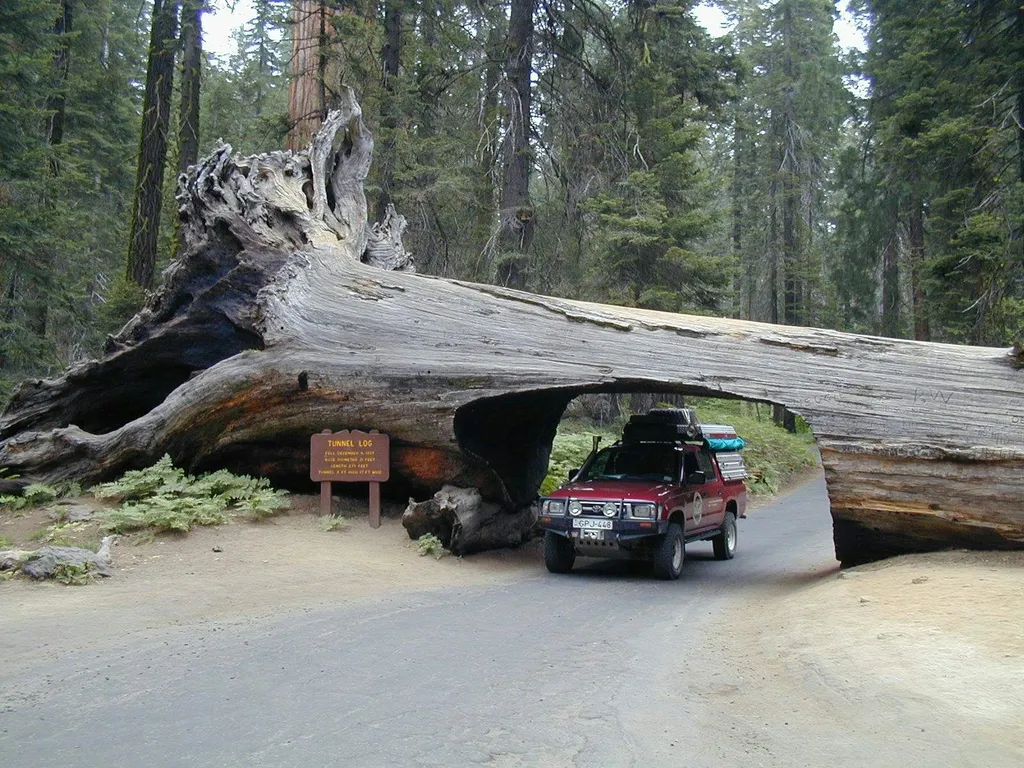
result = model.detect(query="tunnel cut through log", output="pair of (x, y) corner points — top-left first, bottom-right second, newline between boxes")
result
(451, 383), (761, 510)
(0, 88), (1022, 567)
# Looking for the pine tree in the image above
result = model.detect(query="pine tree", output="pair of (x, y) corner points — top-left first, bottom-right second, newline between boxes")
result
(126, 0), (180, 290)
(724, 0), (847, 326)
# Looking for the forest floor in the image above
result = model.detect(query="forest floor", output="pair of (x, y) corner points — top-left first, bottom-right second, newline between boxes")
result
(2, 470), (1022, 757)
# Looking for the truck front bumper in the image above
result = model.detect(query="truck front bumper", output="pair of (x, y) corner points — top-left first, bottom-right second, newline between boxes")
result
(538, 517), (669, 543)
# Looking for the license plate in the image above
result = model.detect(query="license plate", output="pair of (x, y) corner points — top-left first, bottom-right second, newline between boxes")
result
(580, 529), (605, 541)
(572, 518), (613, 530)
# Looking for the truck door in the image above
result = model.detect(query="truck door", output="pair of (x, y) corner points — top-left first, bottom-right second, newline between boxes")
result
(681, 449), (711, 533)
(696, 448), (726, 529)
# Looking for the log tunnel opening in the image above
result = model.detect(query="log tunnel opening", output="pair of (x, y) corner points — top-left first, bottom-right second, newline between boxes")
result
(452, 381), (823, 515)
(452, 382), (842, 562)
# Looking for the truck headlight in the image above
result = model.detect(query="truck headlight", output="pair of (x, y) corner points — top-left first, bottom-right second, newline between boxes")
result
(568, 500), (583, 516)
(542, 500), (566, 516)
(631, 503), (656, 519)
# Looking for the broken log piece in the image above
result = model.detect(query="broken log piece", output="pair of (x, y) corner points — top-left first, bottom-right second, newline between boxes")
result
(363, 204), (414, 272)
(402, 486), (536, 555)
(1, 535), (116, 580)
(18, 546), (114, 580)
(0, 89), (1021, 566)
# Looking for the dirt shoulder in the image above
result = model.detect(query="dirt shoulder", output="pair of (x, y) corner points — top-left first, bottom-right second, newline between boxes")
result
(698, 548), (1024, 766)
(0, 495), (540, 669)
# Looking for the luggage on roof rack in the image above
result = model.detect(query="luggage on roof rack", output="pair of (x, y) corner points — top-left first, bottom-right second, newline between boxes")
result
(629, 407), (698, 426)
(621, 410), (748, 450)
(699, 424), (746, 452)
(622, 408), (701, 442)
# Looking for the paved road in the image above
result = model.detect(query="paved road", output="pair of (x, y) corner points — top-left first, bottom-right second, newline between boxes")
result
(2, 480), (839, 767)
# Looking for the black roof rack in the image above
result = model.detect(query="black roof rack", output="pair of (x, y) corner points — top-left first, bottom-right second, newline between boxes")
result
(622, 408), (701, 443)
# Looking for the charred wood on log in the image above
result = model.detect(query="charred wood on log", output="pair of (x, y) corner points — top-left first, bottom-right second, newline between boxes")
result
(0, 89), (1021, 567)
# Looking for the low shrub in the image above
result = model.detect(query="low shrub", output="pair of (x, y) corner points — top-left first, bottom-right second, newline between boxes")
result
(415, 533), (448, 559)
(94, 456), (290, 534)
(316, 515), (348, 532)
(52, 561), (96, 586)
(0, 482), (60, 511)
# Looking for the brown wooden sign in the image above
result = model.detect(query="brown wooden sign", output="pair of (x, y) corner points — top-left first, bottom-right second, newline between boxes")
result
(310, 430), (390, 482)
(310, 430), (389, 527)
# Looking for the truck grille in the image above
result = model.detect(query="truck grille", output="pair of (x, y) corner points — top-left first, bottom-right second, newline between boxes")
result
(572, 500), (622, 518)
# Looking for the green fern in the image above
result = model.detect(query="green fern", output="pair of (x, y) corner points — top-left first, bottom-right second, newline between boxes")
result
(0, 494), (26, 510)
(93, 456), (289, 534)
(0, 482), (59, 511)
(23, 483), (58, 506)
(415, 533), (448, 559)
(236, 487), (291, 520)
(316, 515), (348, 532)
(52, 561), (95, 586)
(93, 455), (186, 501)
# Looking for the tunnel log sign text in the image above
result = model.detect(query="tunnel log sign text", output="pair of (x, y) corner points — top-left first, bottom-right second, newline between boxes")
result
(310, 429), (390, 527)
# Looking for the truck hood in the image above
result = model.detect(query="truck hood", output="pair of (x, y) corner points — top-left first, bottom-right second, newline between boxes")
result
(549, 480), (677, 503)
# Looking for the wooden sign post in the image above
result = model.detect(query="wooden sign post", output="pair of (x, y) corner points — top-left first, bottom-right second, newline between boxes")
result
(310, 429), (390, 528)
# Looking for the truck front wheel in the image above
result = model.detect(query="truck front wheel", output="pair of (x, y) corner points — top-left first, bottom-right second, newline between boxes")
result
(544, 531), (576, 574)
(652, 523), (685, 580)
(712, 512), (737, 560)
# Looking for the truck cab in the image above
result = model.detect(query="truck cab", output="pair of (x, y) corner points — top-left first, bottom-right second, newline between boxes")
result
(537, 409), (748, 580)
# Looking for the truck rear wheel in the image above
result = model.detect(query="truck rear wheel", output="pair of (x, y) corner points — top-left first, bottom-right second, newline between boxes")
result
(712, 512), (737, 560)
(544, 531), (576, 574)
(652, 523), (684, 580)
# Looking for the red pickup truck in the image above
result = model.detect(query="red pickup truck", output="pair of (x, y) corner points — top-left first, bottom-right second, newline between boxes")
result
(537, 409), (748, 580)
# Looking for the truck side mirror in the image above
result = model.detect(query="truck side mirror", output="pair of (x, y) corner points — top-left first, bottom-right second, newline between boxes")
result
(569, 468), (580, 481)
(685, 470), (706, 485)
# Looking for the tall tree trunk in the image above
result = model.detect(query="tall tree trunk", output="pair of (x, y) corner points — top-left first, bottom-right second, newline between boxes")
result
(126, 0), (179, 290)
(473, 17), (503, 280)
(780, 0), (800, 326)
(375, 0), (402, 224)
(45, 0), (73, 161)
(1015, 2), (1024, 263)
(880, 229), (900, 337)
(287, 0), (330, 150)
(1017, 3), (1024, 189)
(731, 120), (745, 319)
(768, 153), (780, 325)
(497, 0), (535, 289)
(411, 0), (446, 275)
(177, 0), (202, 176)
(907, 192), (929, 341)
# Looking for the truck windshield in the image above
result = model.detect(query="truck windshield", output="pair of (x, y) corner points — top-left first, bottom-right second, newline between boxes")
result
(577, 444), (679, 483)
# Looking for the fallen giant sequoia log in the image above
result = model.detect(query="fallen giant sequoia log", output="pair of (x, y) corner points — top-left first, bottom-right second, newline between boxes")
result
(1, 90), (1022, 565)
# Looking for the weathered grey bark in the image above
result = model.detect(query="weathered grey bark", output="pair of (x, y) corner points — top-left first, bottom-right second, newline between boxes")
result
(1, 535), (116, 580)
(0, 90), (1022, 567)
(403, 485), (535, 555)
